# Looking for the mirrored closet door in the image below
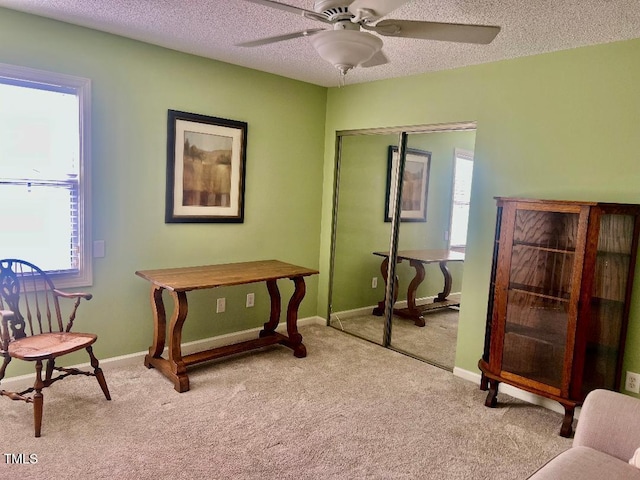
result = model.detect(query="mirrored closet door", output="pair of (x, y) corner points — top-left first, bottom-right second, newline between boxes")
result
(328, 123), (476, 371)
(388, 131), (475, 370)
(328, 132), (397, 345)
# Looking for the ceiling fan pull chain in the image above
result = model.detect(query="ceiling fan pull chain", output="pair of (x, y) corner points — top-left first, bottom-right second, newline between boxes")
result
(338, 69), (346, 88)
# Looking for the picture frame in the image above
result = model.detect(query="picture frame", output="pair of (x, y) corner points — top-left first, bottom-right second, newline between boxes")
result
(385, 146), (431, 222)
(165, 109), (247, 223)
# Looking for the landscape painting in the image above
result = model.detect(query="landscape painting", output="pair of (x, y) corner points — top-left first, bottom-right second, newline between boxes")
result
(166, 110), (247, 223)
(182, 131), (233, 207)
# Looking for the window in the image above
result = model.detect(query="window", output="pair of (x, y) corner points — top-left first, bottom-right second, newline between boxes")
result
(449, 148), (474, 251)
(0, 63), (91, 287)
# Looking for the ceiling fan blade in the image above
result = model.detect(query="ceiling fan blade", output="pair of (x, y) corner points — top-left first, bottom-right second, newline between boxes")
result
(374, 19), (501, 44)
(237, 29), (324, 47)
(241, 0), (330, 23)
(348, 0), (410, 22)
(361, 50), (389, 67)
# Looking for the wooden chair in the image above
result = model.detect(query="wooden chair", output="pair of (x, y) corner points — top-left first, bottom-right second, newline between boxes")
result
(0, 259), (110, 437)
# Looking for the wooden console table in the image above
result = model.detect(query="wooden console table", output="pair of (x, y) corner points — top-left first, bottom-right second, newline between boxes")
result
(135, 260), (318, 392)
(372, 249), (465, 326)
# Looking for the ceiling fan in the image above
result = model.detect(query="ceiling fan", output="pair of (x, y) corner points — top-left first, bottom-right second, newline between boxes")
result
(238, 0), (501, 78)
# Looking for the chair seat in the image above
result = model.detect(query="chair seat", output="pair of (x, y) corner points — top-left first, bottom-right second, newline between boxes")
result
(8, 332), (97, 361)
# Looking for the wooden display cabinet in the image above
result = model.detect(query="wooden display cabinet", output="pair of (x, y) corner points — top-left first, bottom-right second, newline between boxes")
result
(478, 197), (640, 437)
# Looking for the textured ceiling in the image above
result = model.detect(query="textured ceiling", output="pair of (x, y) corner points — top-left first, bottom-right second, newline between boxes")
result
(1, 0), (639, 87)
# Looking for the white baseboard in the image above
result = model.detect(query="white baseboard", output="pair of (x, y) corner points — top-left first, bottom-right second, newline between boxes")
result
(453, 367), (581, 418)
(330, 293), (462, 320)
(1, 315), (326, 390)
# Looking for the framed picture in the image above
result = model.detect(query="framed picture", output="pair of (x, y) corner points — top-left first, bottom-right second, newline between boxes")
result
(385, 146), (431, 222)
(166, 110), (247, 223)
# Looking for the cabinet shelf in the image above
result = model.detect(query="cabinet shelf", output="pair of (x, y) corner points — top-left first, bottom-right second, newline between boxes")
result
(591, 296), (624, 306)
(505, 323), (565, 348)
(513, 241), (576, 255)
(508, 283), (570, 302)
(597, 250), (631, 257)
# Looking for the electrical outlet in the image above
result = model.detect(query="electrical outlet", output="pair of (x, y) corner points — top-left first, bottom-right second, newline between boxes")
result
(625, 371), (640, 394)
(372, 277), (378, 289)
(216, 298), (226, 313)
(246, 293), (255, 308)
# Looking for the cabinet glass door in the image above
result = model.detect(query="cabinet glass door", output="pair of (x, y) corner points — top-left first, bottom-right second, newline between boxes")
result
(581, 213), (635, 395)
(501, 207), (581, 391)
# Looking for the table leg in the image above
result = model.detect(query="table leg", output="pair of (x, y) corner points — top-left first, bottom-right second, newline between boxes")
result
(144, 286), (190, 393)
(283, 276), (307, 358)
(372, 257), (399, 316)
(259, 279), (281, 337)
(166, 291), (189, 392)
(406, 260), (426, 327)
(260, 277), (306, 357)
(435, 261), (453, 302)
(144, 285), (166, 364)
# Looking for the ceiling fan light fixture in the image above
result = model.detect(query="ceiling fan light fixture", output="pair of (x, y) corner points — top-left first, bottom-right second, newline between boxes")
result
(309, 30), (383, 75)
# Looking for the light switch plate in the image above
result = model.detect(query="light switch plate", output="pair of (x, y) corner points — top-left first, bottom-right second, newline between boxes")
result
(93, 240), (105, 258)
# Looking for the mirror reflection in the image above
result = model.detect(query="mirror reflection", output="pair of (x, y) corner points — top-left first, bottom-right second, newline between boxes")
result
(329, 126), (476, 371)
(388, 131), (475, 369)
(329, 133), (396, 345)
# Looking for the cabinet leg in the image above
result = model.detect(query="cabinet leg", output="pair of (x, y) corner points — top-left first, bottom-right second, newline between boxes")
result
(560, 405), (575, 438)
(480, 373), (489, 391)
(485, 379), (498, 408)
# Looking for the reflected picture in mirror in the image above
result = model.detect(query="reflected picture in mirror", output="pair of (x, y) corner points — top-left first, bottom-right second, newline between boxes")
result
(385, 146), (431, 223)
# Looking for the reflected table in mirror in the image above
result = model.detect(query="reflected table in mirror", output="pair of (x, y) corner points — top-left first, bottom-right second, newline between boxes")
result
(372, 249), (465, 327)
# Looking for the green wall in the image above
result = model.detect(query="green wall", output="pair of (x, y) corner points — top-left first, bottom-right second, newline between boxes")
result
(0, 8), (327, 376)
(320, 38), (640, 394)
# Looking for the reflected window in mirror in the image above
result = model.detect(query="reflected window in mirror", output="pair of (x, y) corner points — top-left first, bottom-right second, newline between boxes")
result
(449, 148), (474, 253)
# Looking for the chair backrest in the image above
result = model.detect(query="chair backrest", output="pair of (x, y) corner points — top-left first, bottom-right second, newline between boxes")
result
(0, 259), (63, 349)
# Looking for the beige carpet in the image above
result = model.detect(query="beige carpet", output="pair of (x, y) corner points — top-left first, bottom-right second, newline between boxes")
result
(332, 308), (459, 370)
(2, 324), (571, 479)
